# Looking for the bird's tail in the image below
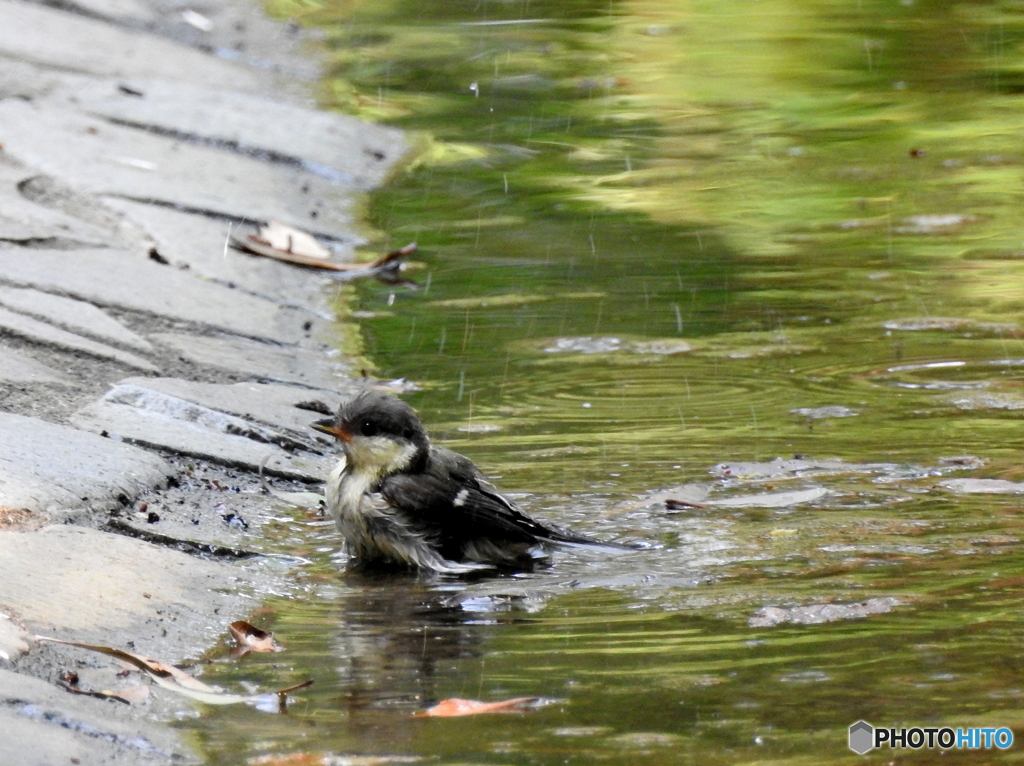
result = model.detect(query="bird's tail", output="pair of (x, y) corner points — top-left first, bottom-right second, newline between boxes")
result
(543, 524), (638, 552)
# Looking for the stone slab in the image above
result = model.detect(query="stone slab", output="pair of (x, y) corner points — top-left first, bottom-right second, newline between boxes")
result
(0, 0), (263, 90)
(0, 305), (157, 372)
(71, 383), (334, 481)
(0, 412), (172, 516)
(70, 0), (156, 22)
(103, 197), (347, 308)
(0, 346), (68, 384)
(0, 56), (68, 102)
(60, 0), (323, 88)
(153, 332), (353, 391)
(0, 666), (185, 766)
(0, 247), (304, 343)
(0, 99), (358, 240)
(0, 525), (259, 640)
(0, 613), (28, 663)
(749, 597), (901, 628)
(117, 376), (353, 436)
(0, 287), (153, 352)
(59, 77), (407, 190)
(0, 155), (115, 245)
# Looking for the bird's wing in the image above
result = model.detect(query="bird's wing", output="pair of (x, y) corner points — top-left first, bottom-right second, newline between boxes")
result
(378, 446), (616, 565)
(378, 468), (552, 546)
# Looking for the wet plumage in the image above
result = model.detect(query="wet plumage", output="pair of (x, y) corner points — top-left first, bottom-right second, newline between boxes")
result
(312, 390), (610, 573)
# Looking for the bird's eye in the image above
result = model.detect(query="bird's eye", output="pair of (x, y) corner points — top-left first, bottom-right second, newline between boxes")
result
(360, 420), (378, 437)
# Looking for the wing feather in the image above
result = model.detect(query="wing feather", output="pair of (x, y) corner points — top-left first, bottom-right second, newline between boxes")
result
(376, 445), (611, 566)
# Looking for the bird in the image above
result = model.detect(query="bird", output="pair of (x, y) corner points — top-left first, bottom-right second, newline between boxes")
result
(311, 389), (618, 573)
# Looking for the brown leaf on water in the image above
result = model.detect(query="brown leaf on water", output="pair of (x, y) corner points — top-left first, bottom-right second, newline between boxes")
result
(412, 696), (539, 718)
(229, 620), (283, 656)
(36, 636), (311, 708)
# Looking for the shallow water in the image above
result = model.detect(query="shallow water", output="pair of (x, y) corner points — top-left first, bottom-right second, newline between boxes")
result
(187, 0), (1024, 762)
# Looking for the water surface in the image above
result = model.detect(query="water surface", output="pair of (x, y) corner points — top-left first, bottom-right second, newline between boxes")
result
(188, 1), (1024, 763)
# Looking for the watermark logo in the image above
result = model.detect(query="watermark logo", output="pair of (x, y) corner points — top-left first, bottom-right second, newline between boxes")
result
(849, 721), (1013, 753)
(849, 721), (873, 754)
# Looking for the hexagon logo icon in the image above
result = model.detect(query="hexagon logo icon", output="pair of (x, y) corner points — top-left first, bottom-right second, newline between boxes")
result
(849, 720), (874, 754)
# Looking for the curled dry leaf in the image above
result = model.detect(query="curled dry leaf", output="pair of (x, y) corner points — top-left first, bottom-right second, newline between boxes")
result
(232, 223), (417, 283)
(229, 620), (283, 656)
(36, 636), (311, 708)
(412, 696), (539, 718)
(256, 221), (331, 260)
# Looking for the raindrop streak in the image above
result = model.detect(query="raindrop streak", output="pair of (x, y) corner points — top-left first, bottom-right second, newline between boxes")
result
(499, 353), (511, 397)
(222, 221), (234, 260)
(457, 370), (466, 401)
(674, 303), (683, 333)
(750, 404), (760, 459)
(437, 326), (446, 353)
(461, 310), (472, 352)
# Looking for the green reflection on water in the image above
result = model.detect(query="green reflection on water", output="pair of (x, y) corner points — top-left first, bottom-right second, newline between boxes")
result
(185, 0), (1024, 763)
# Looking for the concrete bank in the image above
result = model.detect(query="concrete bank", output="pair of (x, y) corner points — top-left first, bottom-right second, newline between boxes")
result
(0, 0), (407, 762)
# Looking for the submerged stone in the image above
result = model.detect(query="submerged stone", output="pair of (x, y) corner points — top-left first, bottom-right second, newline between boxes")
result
(749, 597), (900, 627)
(790, 405), (858, 419)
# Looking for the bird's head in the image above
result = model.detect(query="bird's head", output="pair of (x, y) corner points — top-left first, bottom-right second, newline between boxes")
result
(312, 390), (430, 478)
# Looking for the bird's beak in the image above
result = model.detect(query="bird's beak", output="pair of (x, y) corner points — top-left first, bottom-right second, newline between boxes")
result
(312, 417), (351, 441)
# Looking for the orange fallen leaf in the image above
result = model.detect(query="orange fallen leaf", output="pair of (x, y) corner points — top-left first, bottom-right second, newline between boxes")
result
(229, 620), (283, 656)
(412, 696), (539, 718)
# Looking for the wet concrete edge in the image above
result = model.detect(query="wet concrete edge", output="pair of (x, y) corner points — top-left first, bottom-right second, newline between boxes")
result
(0, 0), (407, 762)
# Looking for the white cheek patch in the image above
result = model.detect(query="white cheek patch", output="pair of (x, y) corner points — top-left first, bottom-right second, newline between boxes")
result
(346, 435), (418, 478)
(453, 488), (470, 507)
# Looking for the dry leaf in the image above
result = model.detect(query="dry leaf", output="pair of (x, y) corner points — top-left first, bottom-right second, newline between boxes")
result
(412, 696), (539, 718)
(232, 231), (417, 284)
(229, 620), (283, 656)
(257, 221), (331, 260)
(36, 636), (311, 708)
